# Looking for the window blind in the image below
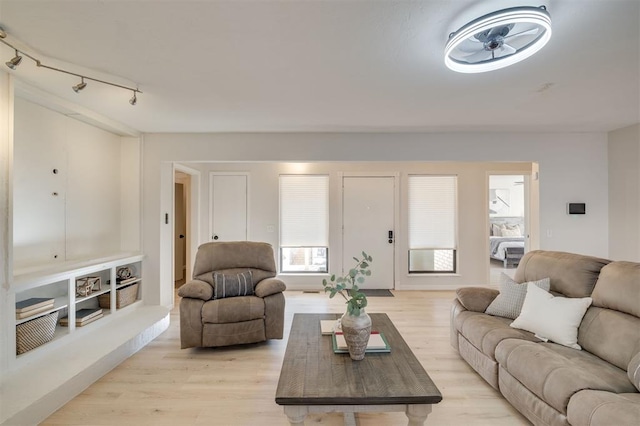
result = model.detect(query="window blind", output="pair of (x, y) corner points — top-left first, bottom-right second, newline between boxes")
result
(279, 175), (329, 247)
(408, 175), (457, 249)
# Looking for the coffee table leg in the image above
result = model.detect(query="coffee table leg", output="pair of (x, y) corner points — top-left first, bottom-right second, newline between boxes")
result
(406, 404), (431, 426)
(284, 406), (308, 425)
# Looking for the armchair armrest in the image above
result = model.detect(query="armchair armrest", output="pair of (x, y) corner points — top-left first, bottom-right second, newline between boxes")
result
(255, 278), (286, 298)
(455, 287), (499, 312)
(177, 279), (213, 301)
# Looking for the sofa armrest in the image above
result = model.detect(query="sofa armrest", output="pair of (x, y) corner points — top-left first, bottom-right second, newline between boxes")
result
(177, 279), (213, 301)
(455, 287), (499, 312)
(255, 277), (286, 298)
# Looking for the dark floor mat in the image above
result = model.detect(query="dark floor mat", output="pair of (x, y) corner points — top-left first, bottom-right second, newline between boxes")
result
(360, 289), (394, 297)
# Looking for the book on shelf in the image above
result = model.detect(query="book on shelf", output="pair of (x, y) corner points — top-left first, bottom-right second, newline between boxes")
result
(116, 277), (139, 286)
(332, 331), (391, 354)
(74, 313), (103, 327)
(15, 297), (55, 313)
(59, 308), (103, 326)
(15, 303), (55, 320)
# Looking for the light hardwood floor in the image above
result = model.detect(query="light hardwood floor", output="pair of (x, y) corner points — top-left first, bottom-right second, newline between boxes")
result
(43, 290), (529, 425)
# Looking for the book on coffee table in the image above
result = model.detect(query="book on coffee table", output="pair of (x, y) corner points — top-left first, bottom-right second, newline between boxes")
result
(320, 320), (340, 335)
(332, 331), (390, 353)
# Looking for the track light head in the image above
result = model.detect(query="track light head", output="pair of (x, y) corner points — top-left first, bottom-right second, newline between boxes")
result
(6, 50), (22, 70)
(129, 91), (137, 106)
(72, 77), (87, 93)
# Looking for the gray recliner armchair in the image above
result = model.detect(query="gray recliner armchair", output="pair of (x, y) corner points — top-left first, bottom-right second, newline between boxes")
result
(178, 241), (286, 349)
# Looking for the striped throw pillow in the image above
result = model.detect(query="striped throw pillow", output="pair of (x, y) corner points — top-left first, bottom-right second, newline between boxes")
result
(212, 271), (254, 299)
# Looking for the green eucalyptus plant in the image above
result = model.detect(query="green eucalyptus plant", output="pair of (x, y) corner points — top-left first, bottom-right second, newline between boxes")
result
(322, 251), (373, 316)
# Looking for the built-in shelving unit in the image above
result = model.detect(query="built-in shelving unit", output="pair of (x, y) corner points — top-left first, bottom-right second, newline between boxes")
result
(11, 253), (144, 361)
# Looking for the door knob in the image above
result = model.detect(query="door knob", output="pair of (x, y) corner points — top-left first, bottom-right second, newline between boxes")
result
(388, 230), (394, 244)
(213, 235), (219, 240)
(179, 234), (185, 239)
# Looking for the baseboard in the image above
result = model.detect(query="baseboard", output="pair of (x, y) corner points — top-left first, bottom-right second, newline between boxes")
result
(0, 306), (170, 425)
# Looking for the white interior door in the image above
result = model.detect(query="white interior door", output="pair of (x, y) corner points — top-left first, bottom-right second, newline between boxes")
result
(210, 174), (248, 241)
(342, 176), (395, 289)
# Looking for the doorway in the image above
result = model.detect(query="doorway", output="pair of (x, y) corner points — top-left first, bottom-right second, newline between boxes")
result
(488, 174), (529, 285)
(342, 176), (396, 289)
(174, 171), (190, 287)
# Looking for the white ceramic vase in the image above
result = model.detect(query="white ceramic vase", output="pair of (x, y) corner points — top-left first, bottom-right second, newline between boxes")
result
(340, 310), (372, 361)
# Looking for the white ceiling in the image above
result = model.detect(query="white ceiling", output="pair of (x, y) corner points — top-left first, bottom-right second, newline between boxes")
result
(0, 0), (638, 134)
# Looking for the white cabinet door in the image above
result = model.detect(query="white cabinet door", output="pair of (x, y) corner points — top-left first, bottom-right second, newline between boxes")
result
(209, 174), (248, 241)
(342, 176), (395, 289)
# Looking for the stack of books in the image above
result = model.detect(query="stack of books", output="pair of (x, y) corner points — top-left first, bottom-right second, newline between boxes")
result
(59, 308), (103, 327)
(16, 297), (55, 320)
(332, 331), (391, 354)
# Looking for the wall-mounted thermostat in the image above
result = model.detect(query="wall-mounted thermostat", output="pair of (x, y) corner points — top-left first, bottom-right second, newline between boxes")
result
(567, 203), (586, 215)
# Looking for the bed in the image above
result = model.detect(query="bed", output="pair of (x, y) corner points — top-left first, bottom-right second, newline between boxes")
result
(489, 217), (525, 267)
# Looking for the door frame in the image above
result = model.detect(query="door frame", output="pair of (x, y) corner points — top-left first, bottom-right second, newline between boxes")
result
(174, 163), (201, 285)
(208, 171), (250, 241)
(485, 169), (539, 284)
(339, 172), (400, 289)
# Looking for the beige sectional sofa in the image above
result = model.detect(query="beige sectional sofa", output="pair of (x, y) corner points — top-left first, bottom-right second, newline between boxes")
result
(451, 250), (640, 425)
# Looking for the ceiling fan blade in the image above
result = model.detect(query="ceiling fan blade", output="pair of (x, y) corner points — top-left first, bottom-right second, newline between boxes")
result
(496, 43), (517, 57)
(505, 27), (539, 39)
(457, 38), (483, 53)
(461, 49), (493, 63)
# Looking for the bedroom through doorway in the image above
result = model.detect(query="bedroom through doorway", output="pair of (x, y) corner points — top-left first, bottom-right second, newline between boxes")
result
(488, 174), (528, 287)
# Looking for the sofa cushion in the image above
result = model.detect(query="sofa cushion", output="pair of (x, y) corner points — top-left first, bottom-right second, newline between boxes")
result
(485, 273), (550, 319)
(578, 306), (640, 371)
(202, 296), (265, 324)
(510, 283), (592, 349)
(590, 261), (640, 317)
(454, 310), (540, 360)
(567, 390), (640, 426)
(514, 250), (610, 298)
(495, 339), (637, 415)
(213, 270), (254, 299)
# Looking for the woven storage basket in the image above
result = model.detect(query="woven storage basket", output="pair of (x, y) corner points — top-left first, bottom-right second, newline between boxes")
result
(16, 311), (59, 355)
(98, 283), (139, 309)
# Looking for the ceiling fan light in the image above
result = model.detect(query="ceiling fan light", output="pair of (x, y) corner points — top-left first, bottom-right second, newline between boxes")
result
(444, 6), (552, 73)
(5, 50), (22, 70)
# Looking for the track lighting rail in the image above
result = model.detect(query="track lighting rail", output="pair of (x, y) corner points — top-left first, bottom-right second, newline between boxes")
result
(0, 27), (141, 104)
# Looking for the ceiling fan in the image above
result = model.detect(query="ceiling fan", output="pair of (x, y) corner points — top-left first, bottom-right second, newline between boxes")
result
(445, 6), (552, 73)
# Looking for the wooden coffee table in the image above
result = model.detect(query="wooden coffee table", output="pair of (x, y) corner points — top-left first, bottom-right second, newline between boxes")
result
(275, 313), (442, 425)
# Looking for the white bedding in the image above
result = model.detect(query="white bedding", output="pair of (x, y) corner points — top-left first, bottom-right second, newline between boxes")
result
(490, 236), (524, 260)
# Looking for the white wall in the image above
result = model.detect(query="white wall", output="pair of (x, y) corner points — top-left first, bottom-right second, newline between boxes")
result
(608, 124), (640, 261)
(0, 71), (14, 380)
(190, 162), (533, 290)
(489, 175), (525, 217)
(12, 98), (135, 270)
(143, 132), (609, 299)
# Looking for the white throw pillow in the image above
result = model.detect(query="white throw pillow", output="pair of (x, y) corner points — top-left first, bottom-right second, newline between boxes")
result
(485, 273), (550, 319)
(510, 283), (592, 350)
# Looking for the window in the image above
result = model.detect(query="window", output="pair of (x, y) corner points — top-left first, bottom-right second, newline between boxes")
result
(408, 175), (458, 273)
(279, 175), (329, 272)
